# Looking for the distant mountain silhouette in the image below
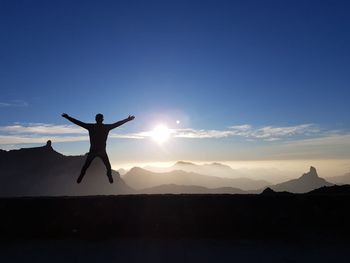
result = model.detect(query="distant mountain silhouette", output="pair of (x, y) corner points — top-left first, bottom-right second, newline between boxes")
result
(145, 161), (246, 178)
(260, 187), (293, 195)
(174, 161), (196, 166)
(270, 166), (333, 193)
(123, 167), (269, 191)
(0, 143), (338, 195)
(260, 187), (276, 195)
(0, 142), (132, 196)
(326, 172), (350, 185)
(307, 184), (350, 195)
(139, 184), (246, 194)
(117, 168), (128, 176)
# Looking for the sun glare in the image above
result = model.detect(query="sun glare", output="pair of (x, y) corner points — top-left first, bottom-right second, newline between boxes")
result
(151, 125), (171, 144)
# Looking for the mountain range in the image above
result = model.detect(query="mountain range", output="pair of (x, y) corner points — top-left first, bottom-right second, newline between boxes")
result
(123, 166), (269, 191)
(0, 142), (340, 195)
(145, 161), (253, 179)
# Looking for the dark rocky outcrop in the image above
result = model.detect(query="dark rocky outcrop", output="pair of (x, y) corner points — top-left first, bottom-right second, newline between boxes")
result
(0, 141), (132, 196)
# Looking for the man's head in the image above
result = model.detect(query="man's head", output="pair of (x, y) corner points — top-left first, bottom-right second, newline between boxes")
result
(95, 113), (104, 124)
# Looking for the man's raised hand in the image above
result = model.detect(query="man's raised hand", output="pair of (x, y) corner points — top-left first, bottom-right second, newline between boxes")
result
(128, 115), (135, 121)
(62, 113), (69, 118)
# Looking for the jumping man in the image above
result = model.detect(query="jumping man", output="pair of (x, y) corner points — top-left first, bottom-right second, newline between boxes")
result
(62, 113), (135, 183)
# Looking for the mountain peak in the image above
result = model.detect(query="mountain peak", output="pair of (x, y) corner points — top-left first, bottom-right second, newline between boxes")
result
(310, 166), (317, 173)
(129, 167), (146, 173)
(261, 187), (276, 195)
(174, 161), (195, 166)
(272, 166), (332, 193)
(210, 162), (226, 166)
(302, 166), (319, 179)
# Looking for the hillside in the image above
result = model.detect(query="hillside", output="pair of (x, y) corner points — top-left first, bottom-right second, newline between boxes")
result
(327, 173), (350, 185)
(0, 141), (132, 196)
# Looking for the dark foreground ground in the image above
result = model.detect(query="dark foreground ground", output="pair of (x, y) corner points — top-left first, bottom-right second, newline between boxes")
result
(1, 238), (349, 263)
(0, 194), (349, 262)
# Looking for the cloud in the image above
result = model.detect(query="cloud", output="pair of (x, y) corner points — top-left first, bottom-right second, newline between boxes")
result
(0, 100), (28, 107)
(0, 124), (84, 134)
(0, 123), (149, 145)
(0, 122), (346, 148)
(249, 124), (318, 139)
(284, 134), (350, 147)
(0, 123), (90, 145)
(229, 124), (252, 131)
(172, 124), (318, 140)
(109, 133), (145, 139)
(0, 135), (89, 144)
(173, 128), (237, 139)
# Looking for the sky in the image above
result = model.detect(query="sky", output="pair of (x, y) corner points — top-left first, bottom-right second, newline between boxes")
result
(1, 0), (350, 173)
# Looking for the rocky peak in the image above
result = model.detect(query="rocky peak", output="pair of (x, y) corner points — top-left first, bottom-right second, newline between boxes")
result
(295, 166), (323, 184)
(299, 166), (319, 180)
(306, 166), (318, 178)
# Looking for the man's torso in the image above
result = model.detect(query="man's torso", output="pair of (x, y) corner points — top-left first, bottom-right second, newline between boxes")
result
(87, 124), (110, 152)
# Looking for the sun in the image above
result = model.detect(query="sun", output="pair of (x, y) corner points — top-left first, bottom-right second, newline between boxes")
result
(150, 124), (171, 144)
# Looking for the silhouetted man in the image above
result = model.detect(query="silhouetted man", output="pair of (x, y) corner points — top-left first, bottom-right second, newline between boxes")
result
(62, 113), (135, 184)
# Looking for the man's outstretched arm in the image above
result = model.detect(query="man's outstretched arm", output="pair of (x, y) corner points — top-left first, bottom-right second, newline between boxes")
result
(108, 115), (135, 130)
(61, 113), (89, 129)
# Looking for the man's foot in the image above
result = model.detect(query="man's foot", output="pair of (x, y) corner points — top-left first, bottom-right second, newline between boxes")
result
(77, 175), (83, 184)
(108, 174), (114, 184)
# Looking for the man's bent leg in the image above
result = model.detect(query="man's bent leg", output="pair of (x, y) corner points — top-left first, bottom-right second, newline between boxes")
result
(100, 152), (113, 183)
(77, 153), (95, 184)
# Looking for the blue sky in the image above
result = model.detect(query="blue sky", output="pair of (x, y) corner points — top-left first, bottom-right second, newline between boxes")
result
(1, 0), (350, 164)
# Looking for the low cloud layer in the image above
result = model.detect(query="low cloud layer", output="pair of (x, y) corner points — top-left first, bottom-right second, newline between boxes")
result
(170, 124), (319, 141)
(0, 124), (84, 135)
(0, 122), (348, 150)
